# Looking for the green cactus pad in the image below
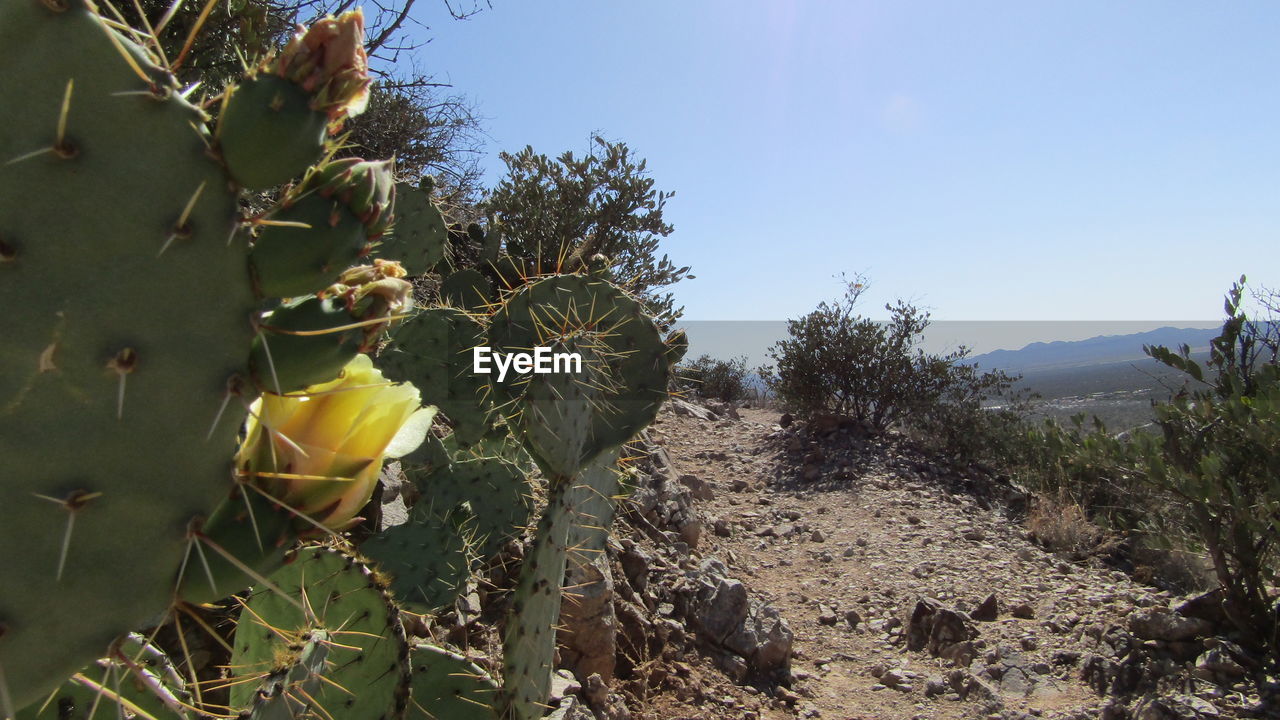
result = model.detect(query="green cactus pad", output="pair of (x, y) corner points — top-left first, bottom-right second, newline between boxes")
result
(406, 644), (498, 720)
(361, 506), (476, 614)
(509, 346), (594, 479)
(250, 295), (363, 393)
(380, 182), (447, 276)
(488, 275), (674, 477)
(0, 0), (256, 708)
(241, 628), (332, 720)
(229, 547), (410, 720)
(218, 74), (328, 191)
(381, 307), (495, 447)
(441, 268), (494, 313)
(478, 225), (503, 265)
(665, 329), (689, 365)
(498, 450), (619, 720)
(565, 454), (624, 563)
(250, 199), (365, 299)
(410, 457), (533, 559)
(16, 634), (190, 720)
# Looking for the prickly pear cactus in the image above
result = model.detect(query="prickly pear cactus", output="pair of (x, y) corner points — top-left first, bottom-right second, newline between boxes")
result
(0, 0), (257, 708)
(488, 275), (673, 477)
(15, 634), (190, 720)
(441, 268), (494, 313)
(379, 180), (448, 275)
(249, 158), (396, 298)
(361, 504), (479, 614)
(381, 307), (497, 446)
(407, 644), (499, 720)
(499, 450), (621, 720)
(217, 11), (370, 190)
(229, 547), (411, 720)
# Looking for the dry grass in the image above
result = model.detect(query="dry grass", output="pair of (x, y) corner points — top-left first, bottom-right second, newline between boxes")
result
(1026, 495), (1104, 555)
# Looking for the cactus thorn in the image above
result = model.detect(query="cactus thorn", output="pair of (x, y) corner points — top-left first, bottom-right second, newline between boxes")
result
(179, 520), (219, 596)
(158, 181), (206, 256)
(54, 78), (74, 156)
(178, 80), (202, 100)
(171, 0), (220, 72)
(243, 482), (336, 538)
(252, 218), (314, 229)
(125, 0), (170, 67)
(261, 312), (413, 337)
(0, 661), (14, 720)
(197, 533), (303, 611)
(32, 489), (101, 581)
(206, 374), (245, 441)
(106, 347), (138, 419)
(252, 325), (284, 395)
(99, 16), (157, 88)
(167, 612), (206, 709)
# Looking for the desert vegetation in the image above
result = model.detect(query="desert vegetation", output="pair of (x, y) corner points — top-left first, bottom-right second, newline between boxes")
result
(2, 2), (1276, 720)
(765, 274), (1280, 672)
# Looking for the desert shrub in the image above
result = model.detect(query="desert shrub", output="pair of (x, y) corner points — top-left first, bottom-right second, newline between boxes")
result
(766, 278), (1023, 445)
(1028, 278), (1280, 652)
(678, 354), (751, 403)
(1019, 414), (1155, 531)
(907, 360), (1039, 469)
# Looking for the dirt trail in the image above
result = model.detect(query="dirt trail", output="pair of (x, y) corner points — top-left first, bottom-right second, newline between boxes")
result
(642, 405), (1188, 720)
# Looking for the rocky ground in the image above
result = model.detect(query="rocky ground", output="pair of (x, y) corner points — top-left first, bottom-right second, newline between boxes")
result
(527, 398), (1277, 720)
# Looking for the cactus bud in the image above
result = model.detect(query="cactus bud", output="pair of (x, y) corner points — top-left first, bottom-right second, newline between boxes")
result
(218, 11), (372, 190)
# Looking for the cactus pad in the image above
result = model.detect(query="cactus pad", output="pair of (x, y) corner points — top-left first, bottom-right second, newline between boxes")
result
(406, 644), (498, 720)
(488, 275), (674, 477)
(380, 182), (447, 276)
(381, 307), (495, 446)
(0, 0), (256, 708)
(361, 505), (477, 614)
(229, 547), (410, 720)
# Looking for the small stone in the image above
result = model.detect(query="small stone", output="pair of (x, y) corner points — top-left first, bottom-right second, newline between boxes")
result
(678, 473), (714, 501)
(844, 609), (862, 629)
(925, 676), (949, 697)
(880, 668), (908, 688)
(972, 593), (999, 622)
(810, 529), (826, 543)
(1011, 603), (1035, 619)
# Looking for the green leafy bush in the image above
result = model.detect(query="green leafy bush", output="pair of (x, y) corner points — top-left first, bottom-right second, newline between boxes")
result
(765, 278), (1021, 443)
(1137, 278), (1279, 648)
(678, 354), (752, 403)
(1025, 278), (1279, 652)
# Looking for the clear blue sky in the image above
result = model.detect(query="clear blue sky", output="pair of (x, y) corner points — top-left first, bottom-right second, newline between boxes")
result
(406, 1), (1278, 322)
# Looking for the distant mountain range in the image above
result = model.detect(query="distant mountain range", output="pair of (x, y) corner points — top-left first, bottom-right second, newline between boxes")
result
(968, 326), (1220, 372)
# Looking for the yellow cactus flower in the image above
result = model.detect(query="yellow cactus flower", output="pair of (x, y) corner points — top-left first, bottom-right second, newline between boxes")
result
(237, 354), (435, 531)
